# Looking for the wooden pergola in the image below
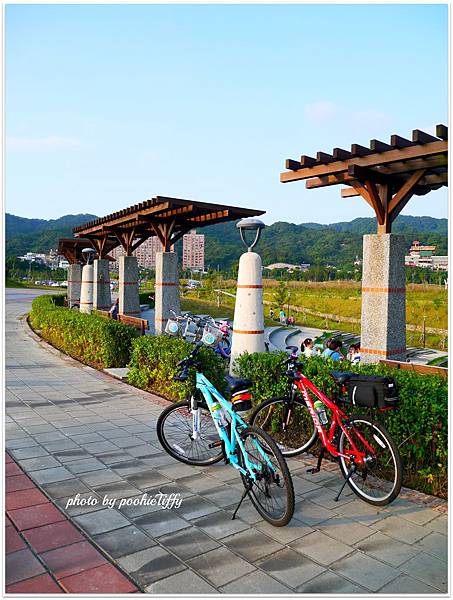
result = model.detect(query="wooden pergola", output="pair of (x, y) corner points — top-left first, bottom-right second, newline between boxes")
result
(73, 196), (264, 256)
(280, 125), (448, 233)
(57, 238), (115, 264)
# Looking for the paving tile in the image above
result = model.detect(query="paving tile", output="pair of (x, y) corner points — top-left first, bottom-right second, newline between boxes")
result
(291, 530), (354, 566)
(5, 438), (39, 450)
(296, 570), (368, 593)
(158, 527), (220, 560)
(52, 449), (90, 463)
(257, 547), (325, 588)
(126, 471), (172, 490)
(6, 488), (49, 510)
(23, 520), (85, 553)
(118, 546), (186, 586)
(255, 516), (314, 544)
(222, 529), (284, 562)
(81, 440), (119, 454)
(6, 573), (63, 594)
(414, 531), (448, 561)
(392, 503), (440, 527)
(17, 455), (61, 471)
(378, 574), (442, 594)
(6, 526), (27, 554)
(65, 457), (107, 474)
(427, 514), (448, 535)
(354, 529), (419, 567)
(220, 569), (292, 594)
(59, 563), (137, 593)
(42, 439), (79, 451)
(69, 433), (106, 444)
(93, 480), (143, 500)
(202, 485), (245, 508)
(187, 546), (256, 587)
(79, 469), (123, 487)
(10, 446), (50, 460)
(93, 525), (156, 558)
(145, 569), (216, 594)
(333, 497), (385, 526)
(294, 498), (338, 526)
(42, 479), (90, 499)
(31, 466), (75, 485)
(41, 540), (107, 579)
(6, 462), (24, 476)
(9, 502), (66, 531)
(192, 510), (250, 540)
(6, 548), (47, 585)
(174, 494), (219, 520)
(317, 516), (374, 545)
(74, 508), (131, 535)
(223, 500), (266, 525)
(372, 515), (429, 544)
(134, 509), (191, 537)
(400, 551), (448, 591)
(331, 550), (400, 592)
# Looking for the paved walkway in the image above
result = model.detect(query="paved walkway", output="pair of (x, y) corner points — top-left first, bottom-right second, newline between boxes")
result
(5, 289), (448, 594)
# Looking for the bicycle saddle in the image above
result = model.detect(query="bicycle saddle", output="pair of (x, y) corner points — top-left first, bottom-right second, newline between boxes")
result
(330, 371), (354, 385)
(224, 375), (252, 395)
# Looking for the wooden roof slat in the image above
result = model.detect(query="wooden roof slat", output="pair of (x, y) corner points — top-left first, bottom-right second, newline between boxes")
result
(390, 134), (415, 149)
(370, 139), (393, 152)
(286, 159), (302, 171)
(412, 129), (439, 144)
(350, 143), (373, 157)
(316, 151), (335, 164)
(436, 124), (448, 140)
(333, 147), (352, 160)
(299, 155), (317, 167)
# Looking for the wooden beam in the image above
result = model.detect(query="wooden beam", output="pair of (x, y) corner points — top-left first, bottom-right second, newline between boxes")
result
(316, 151), (335, 163)
(376, 184), (392, 234)
(333, 147), (352, 160)
(188, 209), (230, 223)
(130, 232), (152, 254)
(306, 173), (354, 188)
(388, 169), (426, 217)
(365, 180), (385, 224)
(412, 129), (439, 144)
(348, 164), (395, 186)
(349, 181), (376, 212)
(341, 187), (360, 198)
(299, 155), (317, 167)
(350, 143), (372, 157)
(280, 139), (447, 183)
(370, 139), (393, 152)
(436, 124), (448, 140)
(286, 159), (302, 171)
(390, 134), (414, 149)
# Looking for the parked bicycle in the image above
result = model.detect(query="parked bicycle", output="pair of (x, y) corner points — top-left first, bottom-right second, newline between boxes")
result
(156, 339), (295, 526)
(249, 346), (402, 506)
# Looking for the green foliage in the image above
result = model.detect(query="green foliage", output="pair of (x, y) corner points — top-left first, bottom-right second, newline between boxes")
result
(139, 291), (155, 308)
(30, 294), (137, 369)
(235, 352), (448, 498)
(128, 335), (227, 402)
(273, 281), (290, 308)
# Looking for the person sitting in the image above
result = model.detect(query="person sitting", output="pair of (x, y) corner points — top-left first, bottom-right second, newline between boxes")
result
(322, 339), (343, 361)
(348, 343), (361, 365)
(301, 337), (317, 358)
(286, 315), (295, 326)
(109, 298), (119, 319)
(269, 308), (275, 321)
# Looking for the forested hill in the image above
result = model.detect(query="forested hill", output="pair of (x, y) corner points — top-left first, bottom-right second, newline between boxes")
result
(6, 212), (447, 270)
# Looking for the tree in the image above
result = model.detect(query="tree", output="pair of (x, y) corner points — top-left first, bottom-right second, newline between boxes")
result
(273, 281), (290, 309)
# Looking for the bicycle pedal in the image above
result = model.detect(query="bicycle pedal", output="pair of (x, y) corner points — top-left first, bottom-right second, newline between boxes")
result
(208, 441), (223, 449)
(306, 467), (320, 474)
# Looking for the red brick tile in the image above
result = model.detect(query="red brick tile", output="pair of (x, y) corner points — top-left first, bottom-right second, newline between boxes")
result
(6, 527), (26, 554)
(6, 515), (14, 528)
(6, 488), (49, 511)
(6, 453), (14, 463)
(6, 573), (63, 594)
(42, 541), (107, 579)
(6, 462), (24, 477)
(6, 474), (35, 493)
(24, 520), (84, 553)
(6, 548), (46, 586)
(9, 503), (66, 531)
(59, 563), (137, 594)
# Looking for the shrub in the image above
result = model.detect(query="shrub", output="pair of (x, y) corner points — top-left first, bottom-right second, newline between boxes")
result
(30, 294), (138, 369)
(235, 352), (448, 498)
(128, 335), (227, 402)
(139, 291), (155, 308)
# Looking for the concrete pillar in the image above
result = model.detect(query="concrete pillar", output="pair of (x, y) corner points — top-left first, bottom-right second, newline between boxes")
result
(360, 234), (406, 363)
(229, 252), (265, 375)
(67, 263), (82, 308)
(93, 259), (112, 311)
(154, 252), (180, 335)
(119, 255), (141, 317)
(79, 264), (94, 314)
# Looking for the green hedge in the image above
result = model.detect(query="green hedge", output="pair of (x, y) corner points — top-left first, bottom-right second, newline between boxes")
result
(235, 352), (448, 498)
(139, 291), (155, 308)
(128, 335), (227, 402)
(29, 294), (138, 369)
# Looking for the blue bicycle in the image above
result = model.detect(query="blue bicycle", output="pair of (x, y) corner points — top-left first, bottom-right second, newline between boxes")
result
(156, 341), (295, 526)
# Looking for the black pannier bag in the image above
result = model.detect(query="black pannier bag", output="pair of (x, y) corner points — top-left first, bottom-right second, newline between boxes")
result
(346, 375), (399, 409)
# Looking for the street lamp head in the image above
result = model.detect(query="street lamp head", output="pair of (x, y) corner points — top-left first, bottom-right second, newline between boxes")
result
(236, 218), (265, 252)
(81, 247), (96, 265)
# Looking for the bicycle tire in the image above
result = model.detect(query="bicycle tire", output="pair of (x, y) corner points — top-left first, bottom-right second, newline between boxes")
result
(249, 397), (318, 457)
(337, 414), (403, 506)
(238, 425), (295, 527)
(157, 400), (224, 466)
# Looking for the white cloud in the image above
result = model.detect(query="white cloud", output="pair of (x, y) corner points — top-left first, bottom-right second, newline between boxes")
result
(303, 100), (339, 124)
(7, 136), (81, 152)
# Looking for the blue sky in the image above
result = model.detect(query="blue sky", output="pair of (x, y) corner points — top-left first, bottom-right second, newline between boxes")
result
(6, 3), (448, 224)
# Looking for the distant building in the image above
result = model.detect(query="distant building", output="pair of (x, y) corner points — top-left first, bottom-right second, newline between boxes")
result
(409, 240), (436, 256)
(182, 230), (205, 270)
(265, 262), (310, 272)
(405, 239), (448, 271)
(111, 237), (174, 269)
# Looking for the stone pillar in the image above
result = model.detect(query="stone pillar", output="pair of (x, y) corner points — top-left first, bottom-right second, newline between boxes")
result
(360, 234), (406, 363)
(79, 264), (94, 314)
(154, 252), (180, 335)
(229, 252), (265, 375)
(67, 263), (82, 308)
(119, 255), (141, 317)
(93, 259), (112, 311)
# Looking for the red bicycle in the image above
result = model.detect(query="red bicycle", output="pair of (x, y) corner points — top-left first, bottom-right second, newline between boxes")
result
(249, 347), (402, 506)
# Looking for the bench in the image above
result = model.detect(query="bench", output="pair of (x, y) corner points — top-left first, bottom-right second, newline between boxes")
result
(118, 314), (149, 336)
(93, 310), (113, 320)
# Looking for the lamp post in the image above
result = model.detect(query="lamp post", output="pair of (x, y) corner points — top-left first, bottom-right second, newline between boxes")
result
(229, 218), (266, 375)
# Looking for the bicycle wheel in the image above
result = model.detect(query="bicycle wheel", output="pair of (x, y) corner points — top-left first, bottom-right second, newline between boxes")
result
(157, 400), (223, 466)
(337, 415), (403, 506)
(249, 397), (318, 457)
(238, 425), (295, 526)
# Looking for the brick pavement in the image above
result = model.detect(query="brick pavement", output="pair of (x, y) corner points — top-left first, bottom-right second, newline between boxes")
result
(4, 289), (449, 594)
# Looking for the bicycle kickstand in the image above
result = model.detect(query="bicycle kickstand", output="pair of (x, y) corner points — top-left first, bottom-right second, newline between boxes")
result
(231, 482), (252, 520)
(334, 463), (357, 502)
(307, 447), (325, 474)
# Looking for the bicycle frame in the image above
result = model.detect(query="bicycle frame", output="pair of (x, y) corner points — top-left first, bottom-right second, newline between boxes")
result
(293, 373), (376, 466)
(194, 372), (275, 480)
